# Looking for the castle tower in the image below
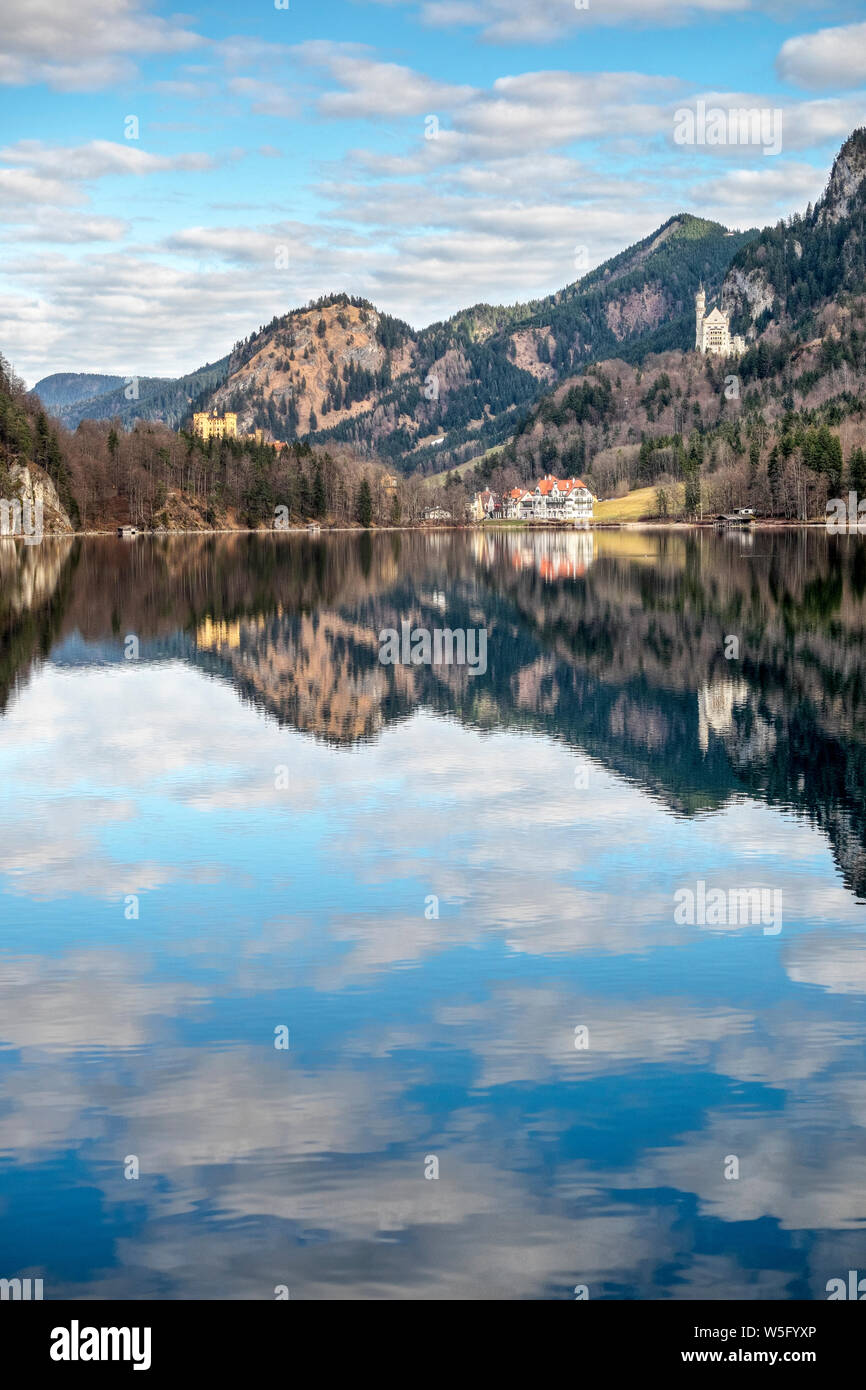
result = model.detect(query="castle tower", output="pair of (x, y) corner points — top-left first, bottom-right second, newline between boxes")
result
(695, 284), (706, 352)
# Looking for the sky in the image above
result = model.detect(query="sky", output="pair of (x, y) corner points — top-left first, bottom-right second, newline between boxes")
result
(0, 0), (865, 385)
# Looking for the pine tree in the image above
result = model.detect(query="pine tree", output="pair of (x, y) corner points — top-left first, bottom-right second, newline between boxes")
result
(312, 461), (326, 518)
(768, 446), (782, 513)
(848, 446), (866, 500)
(682, 437), (702, 517)
(683, 466), (701, 518)
(356, 477), (373, 528)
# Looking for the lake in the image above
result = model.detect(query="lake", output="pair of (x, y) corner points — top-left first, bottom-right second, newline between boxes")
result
(1, 527), (865, 1299)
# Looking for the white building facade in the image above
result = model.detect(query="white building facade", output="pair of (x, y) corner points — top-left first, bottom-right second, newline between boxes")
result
(490, 477), (594, 521)
(695, 286), (746, 357)
(520, 476), (594, 521)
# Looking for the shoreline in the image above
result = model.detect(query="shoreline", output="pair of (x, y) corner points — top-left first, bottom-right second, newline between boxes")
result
(4, 518), (848, 540)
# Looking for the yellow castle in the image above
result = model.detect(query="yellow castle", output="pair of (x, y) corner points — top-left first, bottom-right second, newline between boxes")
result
(193, 410), (238, 441)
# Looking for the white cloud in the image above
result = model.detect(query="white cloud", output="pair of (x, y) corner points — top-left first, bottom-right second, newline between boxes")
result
(777, 22), (866, 92)
(685, 160), (826, 225)
(295, 42), (477, 118)
(0, 0), (202, 90)
(0, 168), (81, 208)
(409, 0), (754, 45)
(0, 140), (216, 181)
(0, 244), (338, 379)
(614, 1107), (866, 1231)
(0, 212), (129, 244)
(227, 77), (299, 119)
(780, 96), (866, 151)
(0, 139), (220, 259)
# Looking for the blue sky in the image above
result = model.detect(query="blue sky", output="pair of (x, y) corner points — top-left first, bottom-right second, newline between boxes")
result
(1, 0), (865, 383)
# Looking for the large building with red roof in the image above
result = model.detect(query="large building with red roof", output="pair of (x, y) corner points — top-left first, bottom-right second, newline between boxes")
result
(495, 476), (594, 521)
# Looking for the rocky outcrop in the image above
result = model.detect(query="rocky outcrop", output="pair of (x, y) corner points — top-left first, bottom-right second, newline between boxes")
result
(816, 132), (866, 227)
(605, 285), (670, 340)
(208, 300), (409, 438)
(1, 461), (74, 537)
(721, 263), (775, 329)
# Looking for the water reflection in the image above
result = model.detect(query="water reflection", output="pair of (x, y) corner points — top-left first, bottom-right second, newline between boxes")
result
(0, 529), (865, 1299)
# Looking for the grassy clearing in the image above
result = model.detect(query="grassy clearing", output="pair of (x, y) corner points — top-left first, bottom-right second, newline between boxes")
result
(593, 484), (683, 522)
(424, 448), (505, 487)
(422, 473), (684, 522)
(424, 458), (476, 487)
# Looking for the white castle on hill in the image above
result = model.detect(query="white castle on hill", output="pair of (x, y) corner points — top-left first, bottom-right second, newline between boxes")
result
(695, 285), (746, 357)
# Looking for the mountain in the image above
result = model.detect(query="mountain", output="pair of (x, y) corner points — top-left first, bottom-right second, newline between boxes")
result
(228, 216), (755, 473)
(31, 372), (124, 412)
(28, 127), (866, 486)
(471, 132), (866, 520)
(206, 294), (409, 443)
(31, 356), (231, 430)
(31, 214), (755, 471)
(722, 128), (866, 336)
(481, 332), (862, 513)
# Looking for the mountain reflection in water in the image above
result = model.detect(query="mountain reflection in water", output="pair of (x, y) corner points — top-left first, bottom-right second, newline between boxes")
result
(0, 528), (865, 1299)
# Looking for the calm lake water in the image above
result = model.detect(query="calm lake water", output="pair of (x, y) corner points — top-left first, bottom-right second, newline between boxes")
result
(1, 527), (865, 1300)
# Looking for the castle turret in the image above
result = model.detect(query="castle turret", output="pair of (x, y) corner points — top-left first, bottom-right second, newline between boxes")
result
(695, 284), (706, 352)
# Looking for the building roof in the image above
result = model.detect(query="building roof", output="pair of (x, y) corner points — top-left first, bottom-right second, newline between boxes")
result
(536, 475), (587, 494)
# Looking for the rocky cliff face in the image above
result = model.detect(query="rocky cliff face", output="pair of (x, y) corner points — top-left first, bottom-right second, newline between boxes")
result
(210, 299), (414, 439)
(816, 132), (866, 227)
(604, 284), (671, 340)
(721, 263), (776, 326)
(2, 461), (74, 537)
(721, 127), (866, 335)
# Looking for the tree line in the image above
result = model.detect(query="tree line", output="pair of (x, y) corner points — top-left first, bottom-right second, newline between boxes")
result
(1, 353), (427, 531)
